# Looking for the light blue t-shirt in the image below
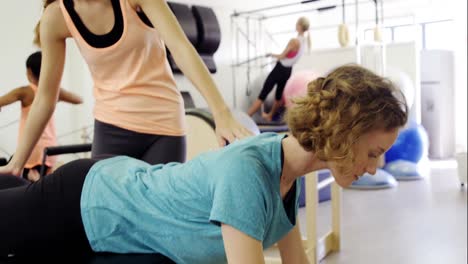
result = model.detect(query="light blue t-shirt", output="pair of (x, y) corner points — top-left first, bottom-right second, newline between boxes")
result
(80, 133), (301, 264)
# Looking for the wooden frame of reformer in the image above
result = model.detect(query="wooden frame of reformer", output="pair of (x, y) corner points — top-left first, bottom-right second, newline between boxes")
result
(265, 171), (341, 264)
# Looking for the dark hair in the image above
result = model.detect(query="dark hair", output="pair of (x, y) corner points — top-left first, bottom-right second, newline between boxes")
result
(26, 51), (42, 80)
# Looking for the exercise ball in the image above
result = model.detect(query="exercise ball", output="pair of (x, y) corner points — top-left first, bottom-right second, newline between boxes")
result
(232, 110), (260, 135)
(348, 169), (398, 190)
(185, 108), (260, 160)
(385, 67), (415, 110)
(283, 70), (318, 108)
(385, 122), (429, 164)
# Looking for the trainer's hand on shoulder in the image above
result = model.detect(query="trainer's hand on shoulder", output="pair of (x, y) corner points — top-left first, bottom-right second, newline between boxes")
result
(213, 110), (254, 147)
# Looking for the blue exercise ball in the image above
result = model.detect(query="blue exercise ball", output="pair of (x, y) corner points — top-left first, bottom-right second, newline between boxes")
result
(385, 122), (429, 163)
(383, 159), (424, 181)
(348, 169), (398, 190)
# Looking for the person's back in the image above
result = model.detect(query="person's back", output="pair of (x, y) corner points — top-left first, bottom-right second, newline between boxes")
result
(81, 133), (300, 263)
(279, 35), (308, 68)
(247, 16), (311, 121)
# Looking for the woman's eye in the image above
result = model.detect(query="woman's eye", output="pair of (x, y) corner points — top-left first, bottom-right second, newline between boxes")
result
(368, 154), (378, 158)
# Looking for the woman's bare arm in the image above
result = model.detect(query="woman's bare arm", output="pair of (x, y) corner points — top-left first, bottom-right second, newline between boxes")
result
(221, 224), (266, 264)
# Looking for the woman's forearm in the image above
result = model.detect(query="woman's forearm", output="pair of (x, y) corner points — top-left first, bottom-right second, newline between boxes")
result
(10, 96), (56, 170)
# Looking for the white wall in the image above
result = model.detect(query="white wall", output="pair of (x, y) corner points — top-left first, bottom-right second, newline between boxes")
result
(0, 2), (95, 158)
(0, 2), (42, 157)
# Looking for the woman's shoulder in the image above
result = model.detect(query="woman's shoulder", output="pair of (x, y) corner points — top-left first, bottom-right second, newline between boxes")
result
(234, 133), (283, 153)
(19, 86), (35, 107)
(226, 133), (284, 169)
(288, 38), (300, 45)
(42, 1), (62, 19)
(285, 38), (300, 51)
(41, 1), (71, 40)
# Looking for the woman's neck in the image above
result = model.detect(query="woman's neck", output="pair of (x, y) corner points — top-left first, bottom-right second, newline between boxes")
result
(280, 135), (328, 190)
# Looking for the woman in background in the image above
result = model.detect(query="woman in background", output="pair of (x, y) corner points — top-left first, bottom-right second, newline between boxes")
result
(247, 16), (311, 122)
(0, 51), (82, 181)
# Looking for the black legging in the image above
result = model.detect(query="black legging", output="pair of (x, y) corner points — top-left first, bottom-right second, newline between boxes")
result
(258, 62), (292, 101)
(0, 159), (96, 257)
(92, 120), (186, 164)
(0, 160), (177, 263)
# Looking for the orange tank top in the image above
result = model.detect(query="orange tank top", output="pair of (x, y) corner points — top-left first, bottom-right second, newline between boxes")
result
(59, 0), (185, 136)
(19, 84), (58, 168)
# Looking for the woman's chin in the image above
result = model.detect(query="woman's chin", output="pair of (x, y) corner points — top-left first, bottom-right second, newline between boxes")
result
(333, 175), (352, 188)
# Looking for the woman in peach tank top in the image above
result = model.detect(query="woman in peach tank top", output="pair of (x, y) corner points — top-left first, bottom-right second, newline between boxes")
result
(0, 51), (82, 181)
(0, 0), (252, 177)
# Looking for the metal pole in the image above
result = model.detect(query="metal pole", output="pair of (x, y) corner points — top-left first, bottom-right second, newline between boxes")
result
(235, 25), (257, 48)
(234, 0), (319, 16)
(380, 0), (386, 76)
(231, 14), (237, 108)
(246, 17), (251, 96)
(261, 5), (336, 20)
(373, 0), (378, 26)
(342, 0), (345, 23)
(380, 0), (384, 28)
(254, 16), (258, 69)
(232, 55), (266, 67)
(267, 14), (416, 36)
(355, 0), (361, 64)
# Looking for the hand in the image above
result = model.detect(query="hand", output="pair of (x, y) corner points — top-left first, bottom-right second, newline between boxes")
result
(0, 163), (23, 177)
(213, 110), (254, 146)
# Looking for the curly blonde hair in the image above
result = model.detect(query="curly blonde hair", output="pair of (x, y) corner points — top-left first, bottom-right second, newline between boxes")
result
(286, 64), (408, 173)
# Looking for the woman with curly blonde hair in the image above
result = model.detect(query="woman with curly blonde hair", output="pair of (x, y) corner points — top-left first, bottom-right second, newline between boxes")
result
(287, 64), (408, 186)
(0, 64), (407, 263)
